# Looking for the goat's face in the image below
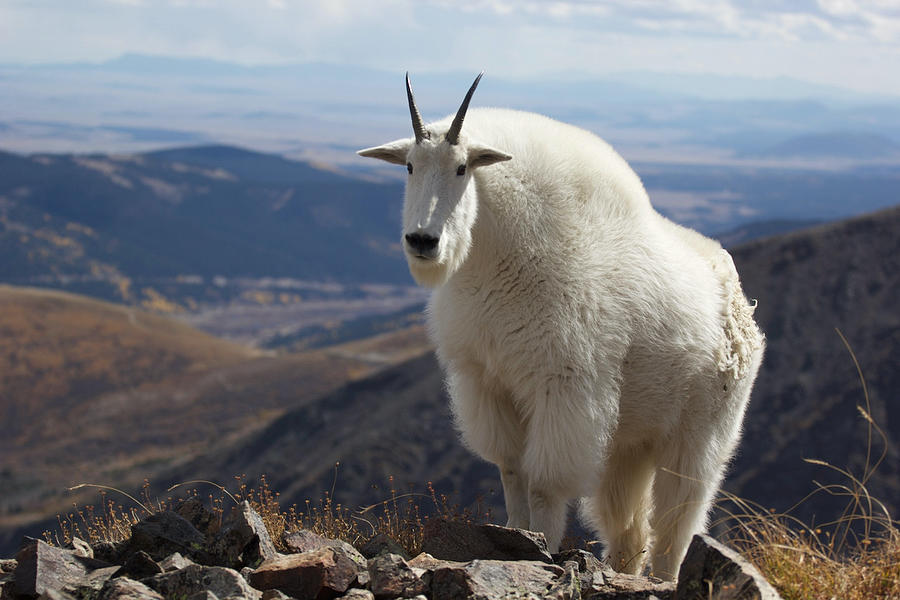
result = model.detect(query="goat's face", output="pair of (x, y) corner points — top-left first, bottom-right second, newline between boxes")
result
(358, 73), (511, 287)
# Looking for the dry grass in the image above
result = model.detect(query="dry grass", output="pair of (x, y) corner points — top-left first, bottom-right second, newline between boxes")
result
(46, 472), (492, 558)
(716, 330), (899, 600)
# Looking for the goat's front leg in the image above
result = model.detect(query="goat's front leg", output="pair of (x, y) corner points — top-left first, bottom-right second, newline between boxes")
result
(522, 375), (618, 554)
(527, 487), (568, 552)
(499, 461), (529, 529)
(446, 366), (528, 529)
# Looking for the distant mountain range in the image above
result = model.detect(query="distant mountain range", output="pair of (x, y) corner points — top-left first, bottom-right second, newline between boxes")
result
(4, 54), (900, 170)
(747, 132), (900, 160)
(3, 143), (899, 312)
(0, 145), (409, 303)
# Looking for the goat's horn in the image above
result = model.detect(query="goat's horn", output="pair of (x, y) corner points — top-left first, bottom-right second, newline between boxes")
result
(446, 71), (483, 145)
(406, 72), (428, 143)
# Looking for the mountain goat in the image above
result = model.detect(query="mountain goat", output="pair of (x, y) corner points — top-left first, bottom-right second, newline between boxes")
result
(358, 73), (764, 579)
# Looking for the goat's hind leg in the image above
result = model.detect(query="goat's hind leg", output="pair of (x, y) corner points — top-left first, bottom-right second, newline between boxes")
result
(580, 444), (656, 575)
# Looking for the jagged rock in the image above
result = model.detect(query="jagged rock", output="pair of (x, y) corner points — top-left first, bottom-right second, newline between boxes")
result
(14, 538), (114, 598)
(283, 530), (367, 567)
(96, 577), (164, 600)
(358, 533), (410, 561)
(548, 561), (581, 600)
(675, 534), (781, 600)
(430, 559), (572, 600)
(175, 498), (221, 539)
(91, 541), (123, 564)
(0, 559), (15, 600)
(422, 519), (553, 563)
(261, 589), (293, 600)
(211, 501), (279, 569)
(1, 575), (13, 600)
(128, 511), (208, 563)
(144, 564), (261, 600)
(585, 571), (674, 600)
(112, 550), (163, 580)
(68, 538), (93, 559)
(159, 552), (195, 572)
(35, 590), (75, 600)
(336, 589), (374, 600)
(367, 553), (428, 599)
(248, 546), (359, 600)
(555, 549), (612, 591)
(187, 592), (220, 600)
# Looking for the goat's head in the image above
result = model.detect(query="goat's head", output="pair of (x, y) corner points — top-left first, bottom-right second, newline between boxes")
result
(358, 73), (512, 287)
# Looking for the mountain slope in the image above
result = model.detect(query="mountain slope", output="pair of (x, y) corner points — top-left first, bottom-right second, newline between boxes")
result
(0, 285), (432, 555)
(0, 146), (408, 296)
(157, 205), (900, 534)
(727, 204), (900, 518)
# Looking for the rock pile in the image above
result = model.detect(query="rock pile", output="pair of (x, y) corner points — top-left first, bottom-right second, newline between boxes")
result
(0, 500), (779, 600)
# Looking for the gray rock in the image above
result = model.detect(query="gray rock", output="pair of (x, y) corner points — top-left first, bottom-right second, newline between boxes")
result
(97, 577), (164, 600)
(14, 538), (111, 598)
(68, 538), (93, 559)
(248, 547), (359, 600)
(283, 530), (367, 567)
(431, 559), (571, 600)
(261, 589), (293, 600)
(175, 498), (221, 539)
(336, 589), (374, 600)
(92, 541), (124, 564)
(358, 533), (410, 561)
(211, 502), (279, 570)
(35, 589), (76, 600)
(144, 564), (261, 600)
(187, 592), (220, 600)
(422, 518), (553, 563)
(675, 534), (781, 600)
(547, 561), (581, 600)
(129, 511), (208, 563)
(585, 570), (674, 600)
(0, 559), (16, 573)
(367, 553), (428, 599)
(159, 552), (195, 572)
(112, 550), (163, 580)
(555, 549), (611, 590)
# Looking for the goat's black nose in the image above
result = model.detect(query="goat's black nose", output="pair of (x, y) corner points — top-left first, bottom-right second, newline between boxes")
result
(405, 232), (439, 256)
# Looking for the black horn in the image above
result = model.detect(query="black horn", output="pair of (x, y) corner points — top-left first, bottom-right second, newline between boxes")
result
(406, 72), (429, 143)
(446, 71), (483, 145)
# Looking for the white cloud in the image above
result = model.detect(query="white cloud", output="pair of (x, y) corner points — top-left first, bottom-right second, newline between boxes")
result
(1, 0), (899, 95)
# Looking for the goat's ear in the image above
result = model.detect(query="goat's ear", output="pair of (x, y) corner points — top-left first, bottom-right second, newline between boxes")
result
(469, 145), (512, 168)
(357, 139), (412, 165)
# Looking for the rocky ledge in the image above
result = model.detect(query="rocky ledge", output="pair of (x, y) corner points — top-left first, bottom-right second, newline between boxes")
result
(0, 499), (780, 600)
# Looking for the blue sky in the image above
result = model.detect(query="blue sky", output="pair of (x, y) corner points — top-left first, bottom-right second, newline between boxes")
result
(2, 0), (900, 96)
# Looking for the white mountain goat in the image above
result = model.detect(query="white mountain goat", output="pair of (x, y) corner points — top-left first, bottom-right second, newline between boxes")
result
(358, 73), (764, 579)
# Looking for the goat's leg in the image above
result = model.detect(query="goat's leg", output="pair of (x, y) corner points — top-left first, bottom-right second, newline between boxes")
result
(499, 461), (530, 529)
(528, 486), (568, 552)
(446, 365), (527, 527)
(580, 443), (656, 575)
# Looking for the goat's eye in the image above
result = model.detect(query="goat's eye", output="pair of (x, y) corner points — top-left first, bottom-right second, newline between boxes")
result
(407, 163), (413, 174)
(456, 164), (467, 176)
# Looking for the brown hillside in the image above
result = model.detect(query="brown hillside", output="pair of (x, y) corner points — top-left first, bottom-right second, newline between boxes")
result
(0, 285), (431, 553)
(0, 284), (255, 424)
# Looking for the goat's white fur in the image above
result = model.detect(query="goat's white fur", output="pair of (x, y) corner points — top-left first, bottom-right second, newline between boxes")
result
(359, 101), (764, 580)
